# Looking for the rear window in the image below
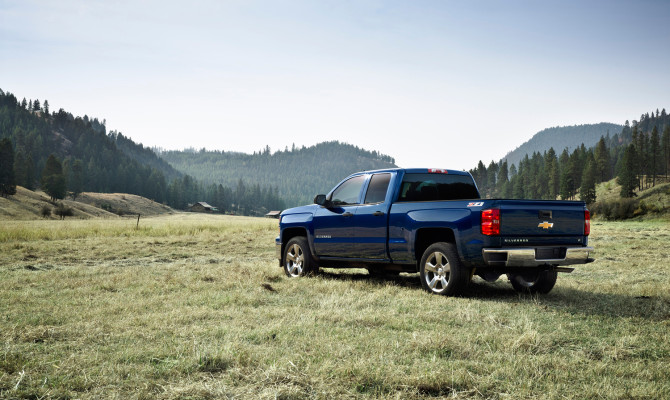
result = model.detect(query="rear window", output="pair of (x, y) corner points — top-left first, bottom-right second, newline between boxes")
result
(398, 173), (480, 202)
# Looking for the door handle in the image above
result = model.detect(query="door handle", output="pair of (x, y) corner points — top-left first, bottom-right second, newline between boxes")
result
(342, 212), (354, 217)
(373, 211), (385, 216)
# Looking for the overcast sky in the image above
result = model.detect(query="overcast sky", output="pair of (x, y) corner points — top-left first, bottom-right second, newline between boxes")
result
(1, 0), (668, 170)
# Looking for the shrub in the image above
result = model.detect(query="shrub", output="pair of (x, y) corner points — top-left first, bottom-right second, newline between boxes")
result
(591, 198), (638, 220)
(40, 205), (51, 218)
(53, 203), (74, 220)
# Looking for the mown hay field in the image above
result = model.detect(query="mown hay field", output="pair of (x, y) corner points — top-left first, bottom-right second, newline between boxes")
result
(1, 214), (669, 399)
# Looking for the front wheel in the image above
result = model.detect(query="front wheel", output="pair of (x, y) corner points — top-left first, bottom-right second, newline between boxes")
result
(419, 242), (469, 296)
(507, 270), (557, 294)
(283, 237), (317, 277)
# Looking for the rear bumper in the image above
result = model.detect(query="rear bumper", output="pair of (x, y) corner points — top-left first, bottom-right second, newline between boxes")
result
(482, 246), (594, 267)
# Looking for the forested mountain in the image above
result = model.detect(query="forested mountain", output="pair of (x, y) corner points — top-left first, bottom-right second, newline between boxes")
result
(159, 142), (397, 207)
(0, 88), (285, 215)
(0, 88), (171, 203)
(0, 88), (393, 214)
(502, 123), (623, 169)
(470, 109), (669, 219)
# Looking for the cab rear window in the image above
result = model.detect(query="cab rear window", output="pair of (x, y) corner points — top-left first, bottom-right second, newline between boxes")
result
(398, 173), (480, 202)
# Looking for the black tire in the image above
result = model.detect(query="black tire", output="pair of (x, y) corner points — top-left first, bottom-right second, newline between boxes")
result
(507, 270), (558, 294)
(283, 236), (317, 277)
(419, 242), (470, 296)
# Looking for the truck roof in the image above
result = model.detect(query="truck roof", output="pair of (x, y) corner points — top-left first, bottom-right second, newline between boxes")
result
(349, 168), (472, 176)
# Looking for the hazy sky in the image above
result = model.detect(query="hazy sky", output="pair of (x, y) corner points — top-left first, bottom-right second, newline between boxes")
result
(2, 0), (669, 170)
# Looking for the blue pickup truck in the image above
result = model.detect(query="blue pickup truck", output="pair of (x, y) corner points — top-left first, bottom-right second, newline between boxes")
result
(275, 168), (593, 295)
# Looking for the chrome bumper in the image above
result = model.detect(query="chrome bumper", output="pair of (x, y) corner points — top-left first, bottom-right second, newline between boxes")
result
(482, 247), (594, 267)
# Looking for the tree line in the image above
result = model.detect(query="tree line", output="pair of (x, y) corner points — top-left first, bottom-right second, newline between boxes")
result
(158, 140), (397, 207)
(0, 88), (284, 215)
(502, 123), (623, 170)
(470, 110), (670, 204)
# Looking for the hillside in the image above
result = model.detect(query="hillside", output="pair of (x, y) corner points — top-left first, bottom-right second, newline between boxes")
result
(0, 186), (174, 220)
(160, 141), (397, 207)
(1, 89), (396, 213)
(591, 177), (670, 220)
(0, 88), (173, 204)
(503, 123), (623, 168)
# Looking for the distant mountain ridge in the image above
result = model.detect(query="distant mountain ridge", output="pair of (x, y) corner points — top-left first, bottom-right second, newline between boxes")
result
(503, 123), (623, 168)
(159, 141), (397, 207)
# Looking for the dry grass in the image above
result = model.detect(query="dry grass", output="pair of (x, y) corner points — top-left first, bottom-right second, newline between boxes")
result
(0, 214), (669, 399)
(0, 187), (174, 220)
(76, 192), (175, 216)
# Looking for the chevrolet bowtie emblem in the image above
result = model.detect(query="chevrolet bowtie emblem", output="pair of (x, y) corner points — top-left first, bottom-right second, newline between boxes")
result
(538, 221), (554, 229)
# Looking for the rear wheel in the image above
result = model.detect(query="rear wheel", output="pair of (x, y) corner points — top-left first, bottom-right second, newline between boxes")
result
(283, 237), (317, 277)
(507, 270), (557, 294)
(419, 242), (469, 296)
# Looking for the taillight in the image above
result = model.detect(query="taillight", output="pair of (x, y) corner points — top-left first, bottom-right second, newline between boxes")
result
(481, 208), (500, 236)
(584, 210), (591, 236)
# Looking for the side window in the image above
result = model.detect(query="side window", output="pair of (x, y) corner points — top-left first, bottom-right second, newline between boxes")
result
(330, 175), (366, 205)
(364, 173), (391, 204)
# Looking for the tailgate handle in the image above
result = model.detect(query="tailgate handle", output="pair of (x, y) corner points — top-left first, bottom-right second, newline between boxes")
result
(539, 210), (552, 219)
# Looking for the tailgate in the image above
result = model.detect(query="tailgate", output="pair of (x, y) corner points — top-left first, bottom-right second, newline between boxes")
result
(500, 200), (585, 237)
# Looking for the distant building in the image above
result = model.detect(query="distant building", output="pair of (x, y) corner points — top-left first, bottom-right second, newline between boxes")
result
(190, 202), (219, 213)
(265, 211), (281, 219)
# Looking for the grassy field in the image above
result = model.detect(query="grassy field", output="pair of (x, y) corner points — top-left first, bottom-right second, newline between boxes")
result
(1, 214), (669, 399)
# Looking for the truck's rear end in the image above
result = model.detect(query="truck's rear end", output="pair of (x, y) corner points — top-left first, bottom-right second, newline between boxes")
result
(480, 199), (593, 269)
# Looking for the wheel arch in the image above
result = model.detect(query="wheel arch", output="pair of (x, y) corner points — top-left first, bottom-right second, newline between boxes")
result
(414, 227), (459, 271)
(281, 227), (309, 264)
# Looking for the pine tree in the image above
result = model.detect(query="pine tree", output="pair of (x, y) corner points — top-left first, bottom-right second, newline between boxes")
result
(69, 159), (84, 200)
(0, 138), (17, 197)
(496, 160), (509, 188)
(580, 156), (597, 204)
(41, 154), (66, 201)
(594, 136), (610, 182)
(487, 160), (498, 197)
(25, 154), (35, 190)
(650, 126), (660, 186)
(475, 160), (487, 194)
(33, 99), (41, 112)
(43, 99), (49, 115)
(13, 149), (28, 189)
(545, 148), (559, 199)
(663, 126), (670, 178)
(559, 149), (574, 200)
(617, 145), (637, 198)
(632, 126), (641, 189)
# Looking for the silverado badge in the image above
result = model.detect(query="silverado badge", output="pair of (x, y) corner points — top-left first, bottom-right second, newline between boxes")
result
(538, 221), (554, 229)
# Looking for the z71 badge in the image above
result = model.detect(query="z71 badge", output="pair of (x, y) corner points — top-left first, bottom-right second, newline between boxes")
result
(467, 202), (484, 207)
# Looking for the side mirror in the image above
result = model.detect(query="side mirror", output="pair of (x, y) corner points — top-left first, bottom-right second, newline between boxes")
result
(314, 194), (331, 207)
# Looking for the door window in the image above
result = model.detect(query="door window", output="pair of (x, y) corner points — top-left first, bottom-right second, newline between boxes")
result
(330, 175), (366, 205)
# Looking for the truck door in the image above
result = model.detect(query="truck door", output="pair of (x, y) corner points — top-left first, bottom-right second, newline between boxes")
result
(352, 173), (392, 260)
(312, 175), (366, 258)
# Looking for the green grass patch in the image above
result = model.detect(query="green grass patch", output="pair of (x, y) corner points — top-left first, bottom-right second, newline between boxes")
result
(0, 214), (668, 398)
